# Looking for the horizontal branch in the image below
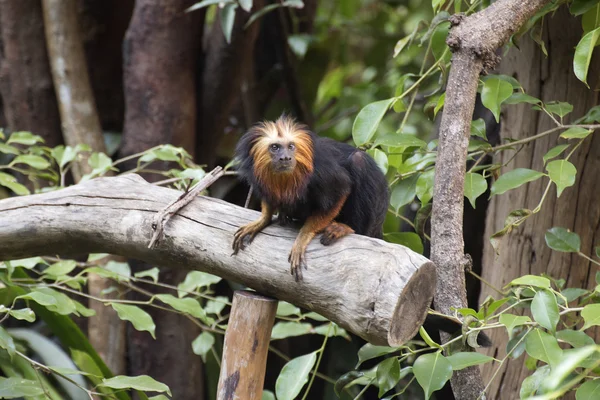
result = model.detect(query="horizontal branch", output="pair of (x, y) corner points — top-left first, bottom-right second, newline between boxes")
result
(0, 175), (435, 346)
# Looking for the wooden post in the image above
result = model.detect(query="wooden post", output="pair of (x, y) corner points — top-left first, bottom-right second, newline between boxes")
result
(217, 291), (277, 400)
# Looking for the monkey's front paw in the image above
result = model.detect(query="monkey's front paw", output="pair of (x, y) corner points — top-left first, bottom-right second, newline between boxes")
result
(232, 224), (260, 255)
(288, 245), (307, 282)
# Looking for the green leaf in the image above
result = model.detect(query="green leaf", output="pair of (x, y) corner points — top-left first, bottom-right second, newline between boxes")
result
(271, 322), (312, 340)
(582, 4), (600, 33)
(12, 154), (50, 170)
(352, 98), (394, 146)
(276, 301), (301, 317)
(155, 294), (210, 322)
(464, 173), (487, 209)
(446, 352), (493, 371)
(390, 175), (418, 211)
(434, 92), (446, 117)
(186, 0), (233, 13)
(499, 314), (531, 339)
(44, 260), (77, 277)
(51, 145), (78, 169)
(490, 168), (545, 197)
(543, 144), (570, 164)
(134, 267), (160, 283)
(470, 118), (487, 139)
(481, 77), (514, 122)
(100, 375), (171, 395)
(544, 346), (598, 391)
(384, 232), (424, 254)
(546, 160), (577, 197)
(503, 92), (541, 105)
(571, 0), (600, 16)
(239, 0), (253, 12)
(510, 275), (551, 288)
(525, 328), (563, 366)
(111, 304), (156, 339)
(0, 172), (30, 195)
(431, 22), (450, 62)
(376, 357), (401, 397)
(582, 303), (600, 330)
(520, 364), (551, 399)
(545, 227), (581, 252)
(413, 352), (452, 400)
(287, 34), (312, 59)
(275, 351), (318, 400)
(419, 326), (441, 349)
(556, 329), (595, 348)
(560, 127), (593, 140)
(0, 377), (44, 398)
(531, 290), (559, 332)
(0, 143), (20, 155)
(561, 288), (589, 302)
(220, 3), (237, 44)
(356, 343), (397, 368)
(177, 271), (222, 297)
(577, 379), (600, 400)
(0, 326), (15, 359)
(8, 308), (36, 322)
(6, 131), (44, 145)
(368, 148), (388, 174)
(393, 34), (412, 58)
(314, 323), (349, 339)
(575, 28), (600, 86)
(205, 296), (229, 315)
(545, 101), (574, 118)
(18, 287), (77, 315)
(86, 152), (113, 177)
(192, 331), (215, 362)
(262, 390), (276, 400)
(374, 133), (427, 148)
(416, 169), (434, 205)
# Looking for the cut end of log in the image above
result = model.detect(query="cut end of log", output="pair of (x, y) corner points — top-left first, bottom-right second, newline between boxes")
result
(387, 262), (436, 347)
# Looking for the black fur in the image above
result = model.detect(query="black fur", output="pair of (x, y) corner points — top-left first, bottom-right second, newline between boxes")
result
(235, 131), (389, 237)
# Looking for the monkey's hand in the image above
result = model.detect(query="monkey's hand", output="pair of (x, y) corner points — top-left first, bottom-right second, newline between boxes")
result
(232, 220), (270, 254)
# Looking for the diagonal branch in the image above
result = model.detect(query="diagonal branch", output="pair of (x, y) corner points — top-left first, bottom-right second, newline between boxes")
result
(430, 1), (551, 399)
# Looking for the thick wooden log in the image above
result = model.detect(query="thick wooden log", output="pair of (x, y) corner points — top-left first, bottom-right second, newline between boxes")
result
(217, 291), (277, 400)
(0, 174), (436, 346)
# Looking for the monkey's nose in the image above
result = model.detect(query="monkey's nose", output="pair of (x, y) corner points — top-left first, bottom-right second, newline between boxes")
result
(280, 156), (292, 161)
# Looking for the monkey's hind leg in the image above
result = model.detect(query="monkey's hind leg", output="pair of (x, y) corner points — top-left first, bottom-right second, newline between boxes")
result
(320, 222), (354, 245)
(232, 201), (273, 254)
(289, 195), (349, 281)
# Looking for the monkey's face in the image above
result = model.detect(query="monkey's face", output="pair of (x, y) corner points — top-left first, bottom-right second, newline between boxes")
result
(268, 141), (297, 173)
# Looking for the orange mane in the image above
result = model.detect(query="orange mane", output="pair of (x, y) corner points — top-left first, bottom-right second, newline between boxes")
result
(249, 116), (314, 204)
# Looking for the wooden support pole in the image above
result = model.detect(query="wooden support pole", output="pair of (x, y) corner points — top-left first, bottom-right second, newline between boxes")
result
(217, 291), (277, 400)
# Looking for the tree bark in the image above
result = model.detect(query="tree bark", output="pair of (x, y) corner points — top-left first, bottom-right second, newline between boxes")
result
(0, 174), (437, 347)
(120, 3), (205, 397)
(480, 8), (600, 398)
(0, 0), (62, 147)
(217, 291), (277, 400)
(121, 0), (203, 161)
(80, 0), (134, 132)
(196, 1), (264, 166)
(431, 1), (550, 398)
(41, 0), (127, 375)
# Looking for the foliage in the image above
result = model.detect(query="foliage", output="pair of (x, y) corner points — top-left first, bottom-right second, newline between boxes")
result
(2, 0), (600, 399)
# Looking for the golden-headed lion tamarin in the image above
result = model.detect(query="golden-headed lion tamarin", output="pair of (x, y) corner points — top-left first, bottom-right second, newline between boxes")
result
(231, 115), (389, 281)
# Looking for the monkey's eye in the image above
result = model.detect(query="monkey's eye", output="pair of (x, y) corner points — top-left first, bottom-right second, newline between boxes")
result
(288, 144), (295, 151)
(270, 144), (280, 153)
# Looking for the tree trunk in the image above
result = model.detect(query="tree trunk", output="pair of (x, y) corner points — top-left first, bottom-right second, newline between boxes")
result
(480, 8), (600, 398)
(121, 0), (203, 161)
(0, 0), (62, 147)
(196, 0), (264, 166)
(120, 2), (204, 398)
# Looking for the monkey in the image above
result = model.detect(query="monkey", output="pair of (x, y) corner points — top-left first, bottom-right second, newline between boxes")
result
(230, 114), (491, 347)
(231, 114), (388, 281)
